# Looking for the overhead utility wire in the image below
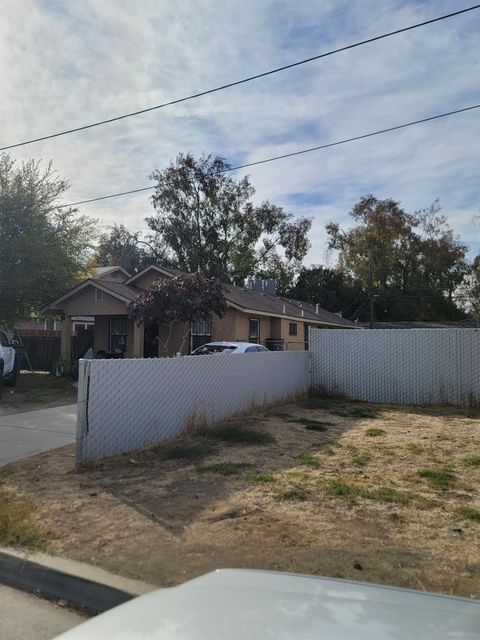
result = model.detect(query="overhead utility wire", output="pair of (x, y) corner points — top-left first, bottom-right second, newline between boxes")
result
(58, 102), (480, 208)
(1, 3), (479, 152)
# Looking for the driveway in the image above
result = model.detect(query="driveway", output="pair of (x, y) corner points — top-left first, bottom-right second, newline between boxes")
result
(0, 404), (77, 467)
(0, 584), (86, 639)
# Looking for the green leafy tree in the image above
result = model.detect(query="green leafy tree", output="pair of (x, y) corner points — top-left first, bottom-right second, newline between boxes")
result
(288, 265), (366, 319)
(0, 154), (96, 327)
(146, 153), (312, 284)
(128, 273), (226, 356)
(94, 224), (159, 274)
(326, 195), (468, 321)
(458, 255), (480, 324)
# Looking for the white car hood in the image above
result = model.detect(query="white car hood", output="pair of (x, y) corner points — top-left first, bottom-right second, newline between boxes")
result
(55, 569), (480, 639)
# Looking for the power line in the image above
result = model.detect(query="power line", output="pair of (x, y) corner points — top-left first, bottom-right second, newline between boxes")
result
(58, 101), (480, 208)
(2, 4), (480, 152)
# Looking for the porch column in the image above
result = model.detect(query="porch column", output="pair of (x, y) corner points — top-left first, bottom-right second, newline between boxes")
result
(131, 322), (144, 358)
(60, 316), (73, 364)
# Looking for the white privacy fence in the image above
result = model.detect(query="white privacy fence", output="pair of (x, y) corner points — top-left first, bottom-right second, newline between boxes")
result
(310, 328), (480, 406)
(76, 351), (310, 463)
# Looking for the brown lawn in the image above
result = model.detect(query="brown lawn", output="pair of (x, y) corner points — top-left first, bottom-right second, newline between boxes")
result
(2, 395), (479, 598)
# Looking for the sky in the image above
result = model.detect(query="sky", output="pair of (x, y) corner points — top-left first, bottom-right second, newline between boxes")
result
(1, 0), (479, 265)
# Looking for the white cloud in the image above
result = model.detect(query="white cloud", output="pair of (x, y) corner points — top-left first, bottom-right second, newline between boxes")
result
(0, 0), (479, 261)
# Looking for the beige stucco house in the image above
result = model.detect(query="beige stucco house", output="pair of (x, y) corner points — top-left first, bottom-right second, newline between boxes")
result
(44, 265), (357, 362)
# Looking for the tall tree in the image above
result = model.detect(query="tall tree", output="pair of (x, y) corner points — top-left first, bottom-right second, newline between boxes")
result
(146, 153), (311, 284)
(128, 273), (226, 356)
(326, 195), (468, 321)
(288, 265), (366, 319)
(0, 154), (95, 327)
(94, 224), (158, 274)
(458, 255), (480, 324)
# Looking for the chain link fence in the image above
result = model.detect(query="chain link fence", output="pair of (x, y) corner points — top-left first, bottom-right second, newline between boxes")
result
(310, 328), (480, 406)
(76, 351), (310, 463)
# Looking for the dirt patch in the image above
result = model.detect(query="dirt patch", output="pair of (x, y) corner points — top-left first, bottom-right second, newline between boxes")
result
(0, 373), (77, 416)
(2, 398), (480, 597)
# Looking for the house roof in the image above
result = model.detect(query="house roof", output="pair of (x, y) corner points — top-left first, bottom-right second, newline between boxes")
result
(94, 266), (132, 279)
(90, 279), (141, 301)
(125, 264), (182, 285)
(44, 264), (357, 328)
(223, 285), (356, 327)
(42, 278), (141, 312)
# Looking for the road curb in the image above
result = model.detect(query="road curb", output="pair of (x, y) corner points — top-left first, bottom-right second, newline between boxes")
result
(0, 547), (156, 615)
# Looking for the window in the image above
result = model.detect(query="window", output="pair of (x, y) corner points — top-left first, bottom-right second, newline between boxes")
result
(249, 318), (260, 343)
(245, 346), (258, 353)
(190, 318), (211, 352)
(109, 317), (127, 352)
(95, 288), (104, 302)
(289, 322), (298, 336)
(0, 332), (9, 347)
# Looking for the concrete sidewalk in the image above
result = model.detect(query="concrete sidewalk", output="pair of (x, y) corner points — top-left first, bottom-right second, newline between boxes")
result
(0, 404), (77, 467)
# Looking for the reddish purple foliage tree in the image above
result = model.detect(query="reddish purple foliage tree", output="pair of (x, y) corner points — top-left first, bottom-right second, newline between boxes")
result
(129, 273), (226, 356)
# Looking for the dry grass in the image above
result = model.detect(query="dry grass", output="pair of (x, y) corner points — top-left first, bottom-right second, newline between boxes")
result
(0, 482), (49, 548)
(2, 397), (480, 598)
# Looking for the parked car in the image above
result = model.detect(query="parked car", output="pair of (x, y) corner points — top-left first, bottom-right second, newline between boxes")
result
(53, 569), (480, 639)
(0, 331), (18, 396)
(191, 341), (269, 355)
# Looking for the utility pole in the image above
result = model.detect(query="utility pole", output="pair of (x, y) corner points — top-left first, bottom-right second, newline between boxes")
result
(368, 261), (374, 329)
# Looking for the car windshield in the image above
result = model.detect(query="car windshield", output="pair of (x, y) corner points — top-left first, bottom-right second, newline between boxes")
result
(192, 345), (236, 355)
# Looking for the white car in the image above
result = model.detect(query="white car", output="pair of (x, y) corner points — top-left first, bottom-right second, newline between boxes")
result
(53, 569), (480, 639)
(191, 341), (269, 355)
(0, 331), (18, 397)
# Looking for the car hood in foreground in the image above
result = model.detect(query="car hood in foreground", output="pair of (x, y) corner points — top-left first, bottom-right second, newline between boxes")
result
(54, 569), (480, 639)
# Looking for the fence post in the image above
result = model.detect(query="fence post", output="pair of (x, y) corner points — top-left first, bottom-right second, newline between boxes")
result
(76, 359), (90, 465)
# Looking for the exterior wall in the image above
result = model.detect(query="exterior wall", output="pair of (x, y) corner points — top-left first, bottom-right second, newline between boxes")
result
(125, 319), (144, 358)
(270, 318), (282, 340)
(234, 312), (271, 343)
(130, 270), (166, 291)
(281, 318), (307, 350)
(211, 309), (236, 342)
(76, 351), (310, 462)
(158, 322), (190, 357)
(99, 268), (128, 282)
(58, 285), (128, 317)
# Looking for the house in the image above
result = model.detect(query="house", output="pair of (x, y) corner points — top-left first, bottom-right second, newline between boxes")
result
(43, 265), (357, 362)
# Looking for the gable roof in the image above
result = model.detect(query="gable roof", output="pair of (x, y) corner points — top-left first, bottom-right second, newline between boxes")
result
(94, 266), (132, 279)
(91, 279), (141, 302)
(42, 278), (140, 312)
(125, 264), (182, 285)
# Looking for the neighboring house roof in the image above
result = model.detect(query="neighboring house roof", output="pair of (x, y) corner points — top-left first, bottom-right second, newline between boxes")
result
(125, 264), (182, 285)
(94, 266), (132, 279)
(359, 321), (479, 329)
